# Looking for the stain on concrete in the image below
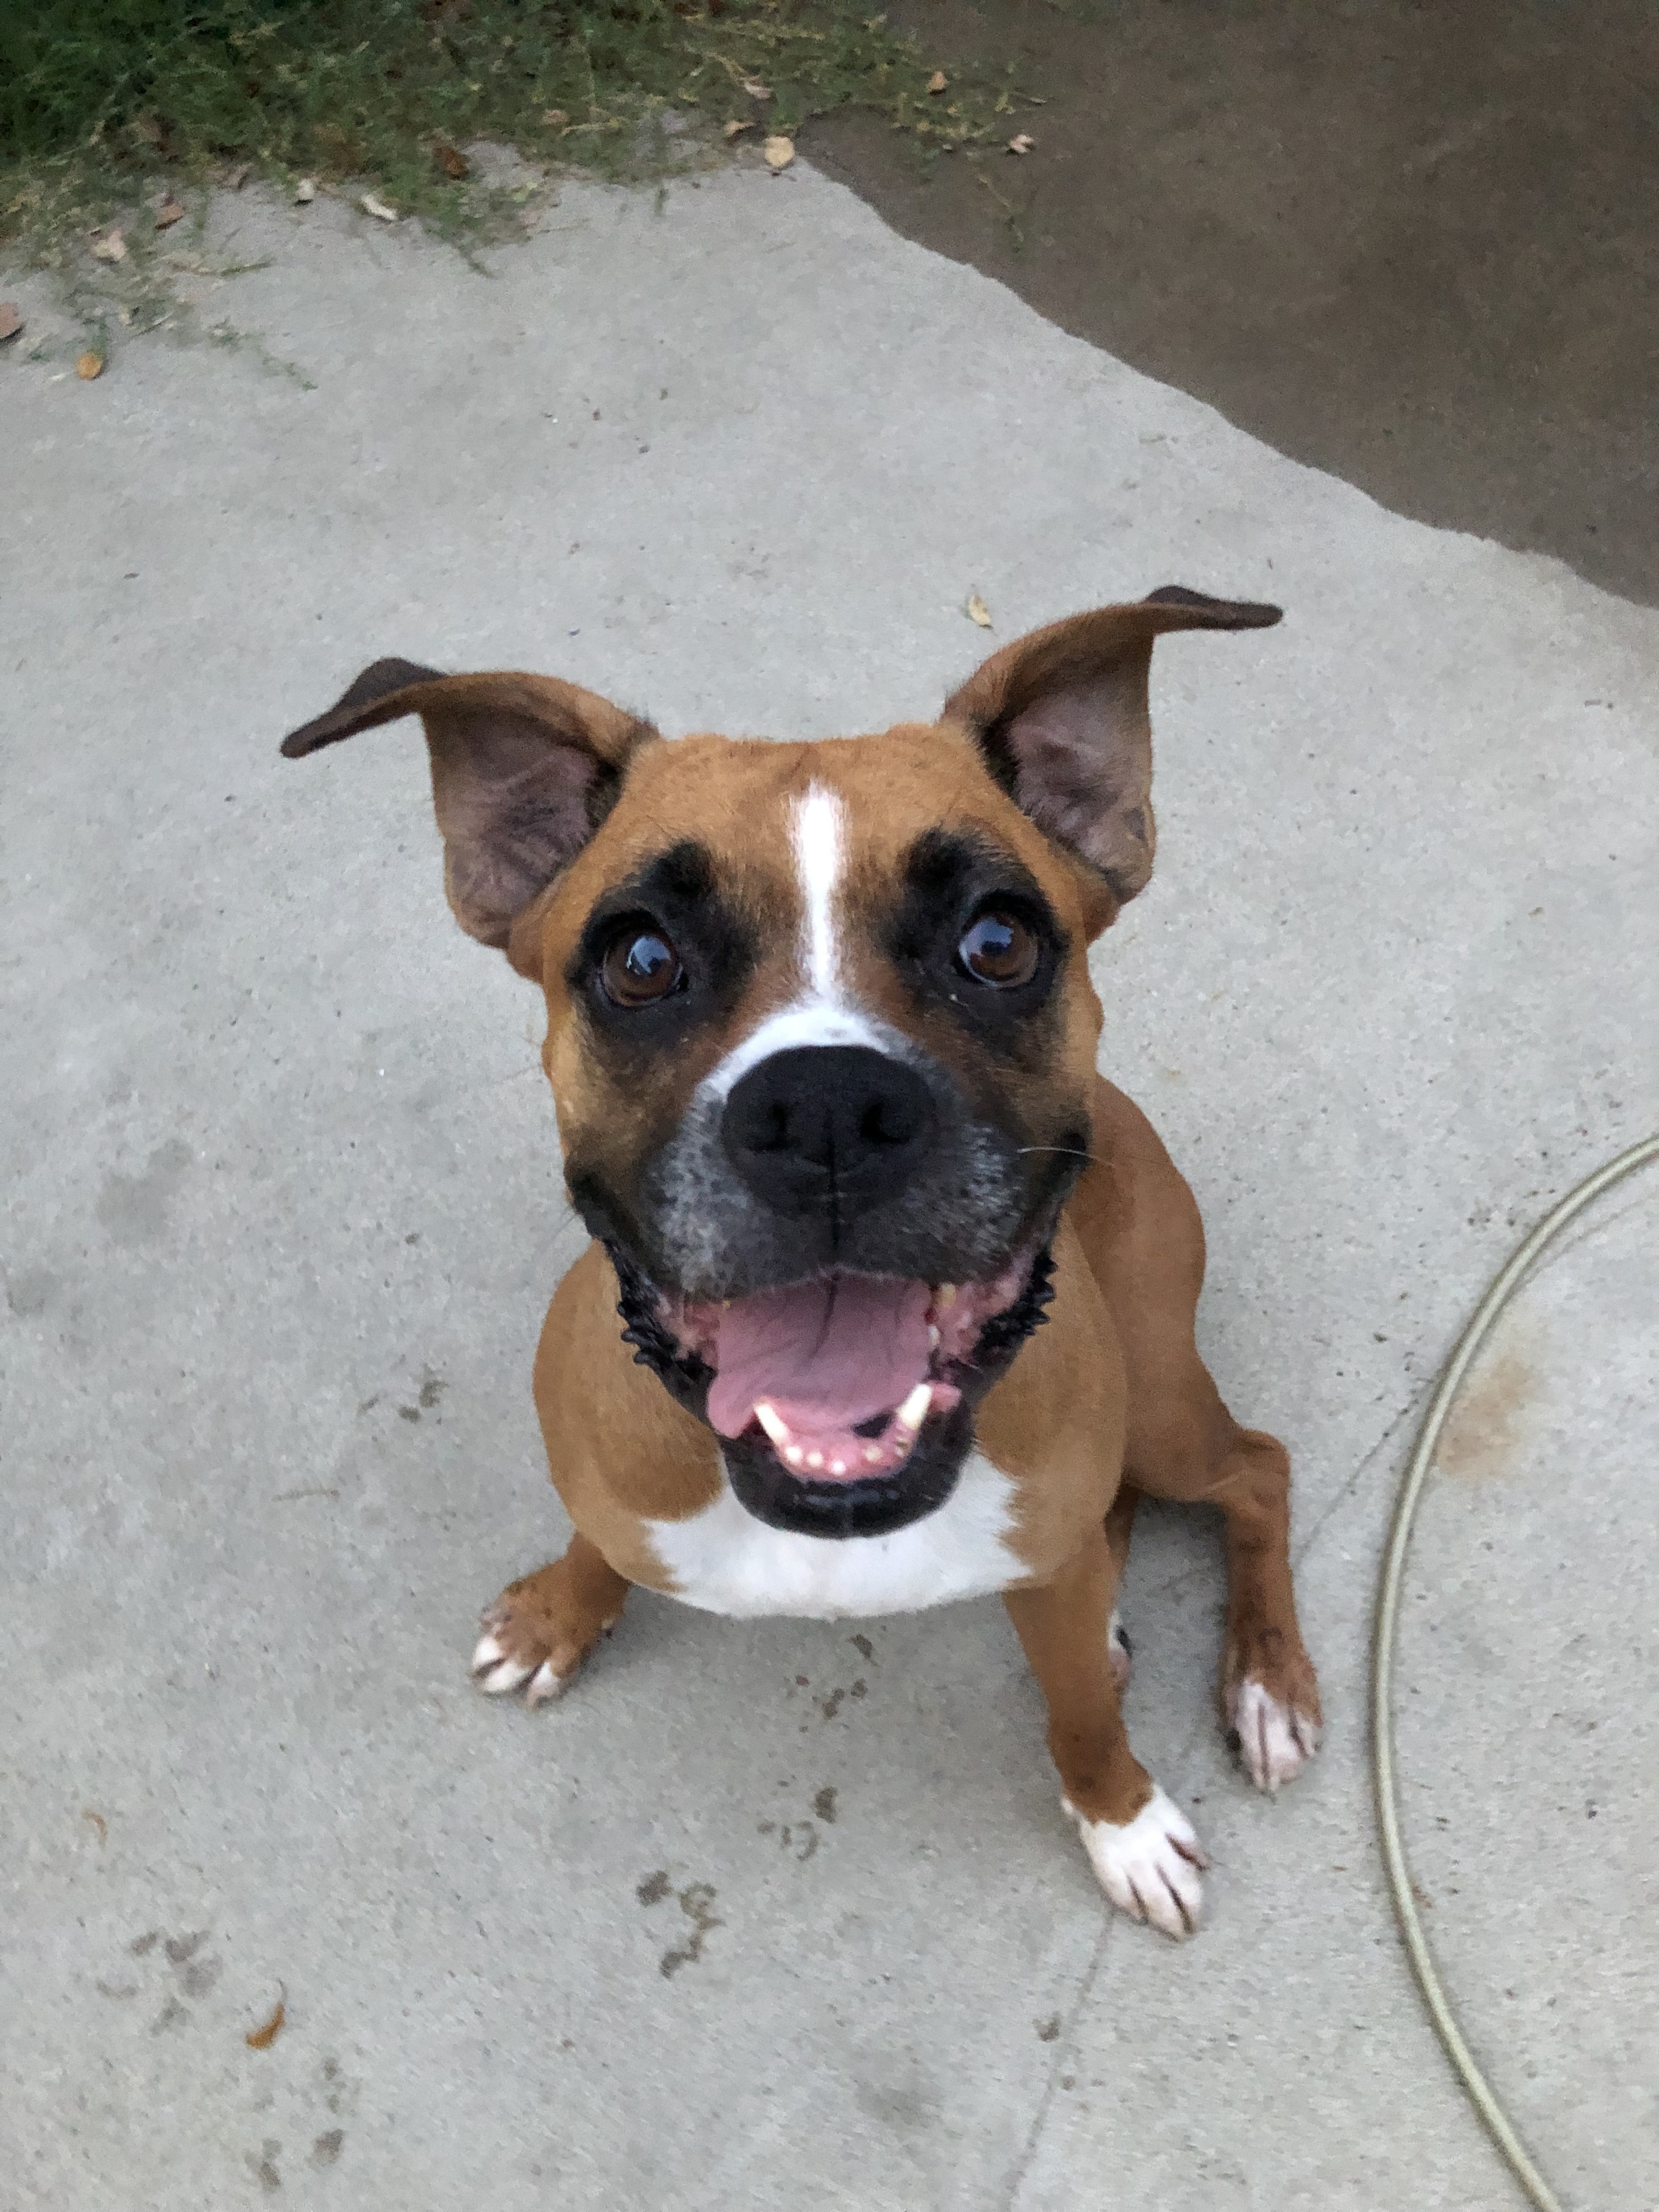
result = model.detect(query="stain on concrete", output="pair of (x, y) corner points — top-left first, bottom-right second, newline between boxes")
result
(1438, 1345), (1536, 1480)
(246, 2138), (283, 2193)
(636, 1869), (672, 1906)
(659, 1883), (721, 1978)
(311, 2129), (345, 2168)
(4, 1266), (57, 1318)
(95, 1137), (191, 1246)
(814, 1786), (837, 1824)
(129, 1929), (160, 1956)
(1037, 2014), (1062, 2042)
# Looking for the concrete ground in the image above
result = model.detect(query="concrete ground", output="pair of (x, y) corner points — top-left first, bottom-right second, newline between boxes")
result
(811, 0), (1659, 607)
(3, 159), (1656, 2212)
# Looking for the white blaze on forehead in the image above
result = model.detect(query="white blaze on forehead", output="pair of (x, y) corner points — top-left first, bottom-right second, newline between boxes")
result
(696, 776), (894, 1103)
(791, 782), (848, 998)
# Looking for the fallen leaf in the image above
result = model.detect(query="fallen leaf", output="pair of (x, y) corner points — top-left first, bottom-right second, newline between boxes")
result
(723, 118), (753, 140)
(295, 177), (317, 204)
(927, 70), (948, 94)
(434, 140), (470, 179)
(966, 591), (992, 628)
(76, 351), (105, 380)
(1007, 133), (1034, 155)
(361, 193), (398, 222)
(743, 78), (773, 99)
(221, 162), (251, 191)
(245, 1988), (286, 2050)
(763, 134), (794, 172)
(543, 108), (568, 126)
(154, 198), (185, 230)
(0, 303), (22, 343)
(82, 1809), (108, 1844)
(91, 229), (127, 263)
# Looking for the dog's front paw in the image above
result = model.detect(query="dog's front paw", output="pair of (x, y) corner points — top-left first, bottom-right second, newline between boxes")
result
(1065, 1785), (1209, 1939)
(1227, 1674), (1322, 1793)
(470, 1564), (622, 1709)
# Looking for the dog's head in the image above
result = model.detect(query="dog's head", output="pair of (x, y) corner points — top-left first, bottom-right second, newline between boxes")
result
(283, 588), (1278, 1537)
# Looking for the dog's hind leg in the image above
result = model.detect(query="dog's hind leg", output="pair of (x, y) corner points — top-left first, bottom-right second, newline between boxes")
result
(1006, 1525), (1207, 1938)
(471, 1532), (630, 1708)
(1071, 1076), (1322, 1792)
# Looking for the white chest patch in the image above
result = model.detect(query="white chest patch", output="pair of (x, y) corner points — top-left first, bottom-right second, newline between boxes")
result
(644, 1451), (1025, 1621)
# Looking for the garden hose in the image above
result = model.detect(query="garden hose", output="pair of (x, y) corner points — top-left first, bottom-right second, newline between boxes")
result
(1372, 1131), (1659, 2212)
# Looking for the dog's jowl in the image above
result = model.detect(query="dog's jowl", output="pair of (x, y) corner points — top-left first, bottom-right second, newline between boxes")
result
(281, 586), (1322, 1939)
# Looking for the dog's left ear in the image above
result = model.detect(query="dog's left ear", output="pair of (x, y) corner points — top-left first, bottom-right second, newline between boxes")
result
(281, 659), (658, 978)
(943, 585), (1280, 922)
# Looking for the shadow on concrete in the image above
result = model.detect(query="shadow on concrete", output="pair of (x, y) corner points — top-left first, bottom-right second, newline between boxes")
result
(808, 0), (1658, 605)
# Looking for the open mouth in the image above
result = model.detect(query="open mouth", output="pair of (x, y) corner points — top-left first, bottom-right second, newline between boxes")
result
(665, 1249), (1042, 1483)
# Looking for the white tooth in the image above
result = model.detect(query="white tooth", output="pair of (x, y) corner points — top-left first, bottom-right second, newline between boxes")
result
(936, 1284), (957, 1310)
(806, 1451), (824, 1470)
(830, 1459), (847, 1475)
(754, 1401), (792, 1448)
(896, 1383), (934, 1432)
(786, 1446), (805, 1466)
(928, 1324), (940, 1350)
(863, 1445), (883, 1465)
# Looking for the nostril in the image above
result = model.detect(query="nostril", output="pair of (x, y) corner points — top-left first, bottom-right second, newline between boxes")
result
(861, 1098), (917, 1148)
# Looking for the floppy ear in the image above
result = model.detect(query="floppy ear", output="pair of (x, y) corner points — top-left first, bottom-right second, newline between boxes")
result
(280, 658), (658, 975)
(943, 584), (1280, 914)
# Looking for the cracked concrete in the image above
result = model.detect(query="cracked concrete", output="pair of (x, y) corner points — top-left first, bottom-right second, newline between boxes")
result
(2, 164), (1655, 2209)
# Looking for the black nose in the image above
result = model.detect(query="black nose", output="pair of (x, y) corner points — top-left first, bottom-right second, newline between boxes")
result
(720, 1046), (937, 1220)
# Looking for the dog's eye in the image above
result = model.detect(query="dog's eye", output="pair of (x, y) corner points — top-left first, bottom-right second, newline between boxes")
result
(600, 927), (685, 1007)
(957, 910), (1040, 989)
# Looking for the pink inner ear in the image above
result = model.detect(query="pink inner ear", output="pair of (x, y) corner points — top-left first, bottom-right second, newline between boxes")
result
(1002, 668), (1154, 896)
(438, 745), (606, 948)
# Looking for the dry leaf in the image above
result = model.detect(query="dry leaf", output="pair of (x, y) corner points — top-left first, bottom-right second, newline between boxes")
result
(927, 70), (948, 94)
(966, 591), (992, 628)
(0, 303), (22, 344)
(246, 1989), (286, 2050)
(82, 1809), (108, 1844)
(221, 162), (251, 191)
(76, 351), (105, 381)
(361, 193), (398, 223)
(742, 78), (773, 99)
(295, 177), (317, 204)
(154, 198), (185, 230)
(543, 108), (568, 126)
(434, 140), (470, 179)
(91, 229), (127, 263)
(723, 118), (753, 140)
(1007, 133), (1034, 155)
(763, 135), (795, 172)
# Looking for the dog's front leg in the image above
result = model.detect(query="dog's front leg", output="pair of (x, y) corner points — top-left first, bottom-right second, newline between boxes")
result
(1005, 1526), (1208, 1938)
(471, 1533), (631, 1707)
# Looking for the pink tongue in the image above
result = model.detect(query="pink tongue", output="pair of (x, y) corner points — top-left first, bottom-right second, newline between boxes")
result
(707, 1275), (932, 1441)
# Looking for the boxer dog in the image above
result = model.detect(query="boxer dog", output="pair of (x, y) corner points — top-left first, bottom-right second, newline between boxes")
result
(280, 585), (1322, 1937)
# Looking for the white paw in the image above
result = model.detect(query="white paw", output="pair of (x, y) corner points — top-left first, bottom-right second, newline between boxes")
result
(1066, 1785), (1208, 1939)
(1108, 1609), (1133, 1693)
(470, 1631), (533, 1694)
(470, 1630), (569, 1705)
(1229, 1677), (1322, 1793)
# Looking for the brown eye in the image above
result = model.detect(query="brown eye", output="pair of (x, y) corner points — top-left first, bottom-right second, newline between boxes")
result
(601, 927), (684, 1007)
(958, 910), (1040, 988)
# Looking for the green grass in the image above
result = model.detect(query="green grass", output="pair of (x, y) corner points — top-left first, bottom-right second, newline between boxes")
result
(2, 0), (1020, 262)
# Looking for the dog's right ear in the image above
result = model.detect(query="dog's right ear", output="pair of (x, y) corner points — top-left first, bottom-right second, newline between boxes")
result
(280, 659), (659, 979)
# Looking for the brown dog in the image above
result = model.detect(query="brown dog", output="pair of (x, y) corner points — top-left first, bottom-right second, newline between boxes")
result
(281, 585), (1321, 1937)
